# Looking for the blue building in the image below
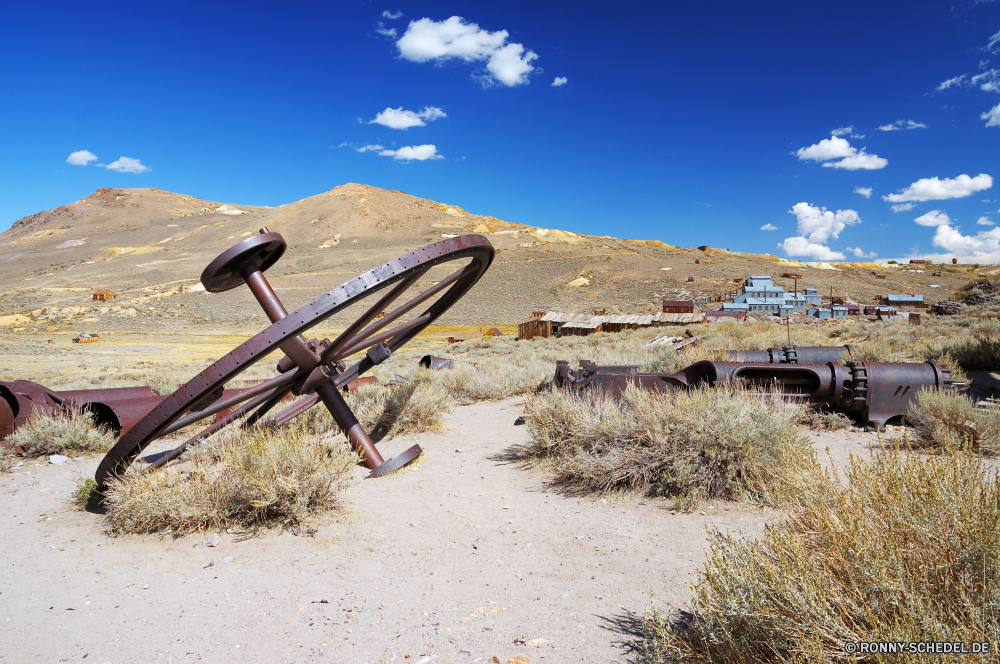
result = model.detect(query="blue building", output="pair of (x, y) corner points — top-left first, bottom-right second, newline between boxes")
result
(807, 307), (832, 319)
(730, 276), (819, 314)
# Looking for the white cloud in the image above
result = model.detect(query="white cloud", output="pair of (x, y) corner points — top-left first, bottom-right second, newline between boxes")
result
(973, 69), (1000, 92)
(982, 102), (1000, 127)
(396, 16), (538, 87)
(788, 202), (861, 243)
(989, 28), (1000, 55)
(830, 126), (853, 136)
(824, 150), (887, 170)
(102, 156), (150, 173)
(883, 173), (993, 202)
(369, 106), (446, 129)
(382, 10), (402, 19)
(778, 236), (846, 261)
(937, 75), (967, 90)
(376, 23), (397, 38)
(854, 186), (873, 198)
(760, 223), (779, 231)
(356, 144), (384, 152)
(795, 136), (854, 161)
(552, 76), (568, 87)
(66, 150), (97, 166)
(845, 246), (877, 258)
(378, 144), (443, 161)
(978, 216), (996, 226)
(876, 119), (928, 131)
(794, 136), (886, 170)
(914, 210), (951, 227)
(891, 203), (916, 213)
(924, 222), (1000, 263)
(485, 42), (539, 86)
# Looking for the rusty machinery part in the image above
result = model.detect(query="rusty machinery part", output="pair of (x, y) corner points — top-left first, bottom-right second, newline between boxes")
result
(728, 345), (854, 365)
(0, 381), (66, 438)
(95, 231), (494, 489)
(553, 359), (952, 430)
(419, 355), (453, 371)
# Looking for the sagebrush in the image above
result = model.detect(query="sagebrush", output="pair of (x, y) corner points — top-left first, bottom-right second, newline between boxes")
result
(639, 447), (1000, 663)
(523, 385), (820, 509)
(6, 411), (116, 456)
(907, 388), (1000, 455)
(101, 424), (357, 534)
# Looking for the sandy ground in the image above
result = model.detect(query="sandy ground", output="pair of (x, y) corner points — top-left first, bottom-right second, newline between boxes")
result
(0, 397), (791, 664)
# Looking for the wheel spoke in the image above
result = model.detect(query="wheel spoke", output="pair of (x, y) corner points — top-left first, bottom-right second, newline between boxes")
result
(159, 371), (299, 436)
(320, 264), (467, 363)
(320, 267), (429, 361)
(146, 389), (276, 470)
(338, 312), (432, 358)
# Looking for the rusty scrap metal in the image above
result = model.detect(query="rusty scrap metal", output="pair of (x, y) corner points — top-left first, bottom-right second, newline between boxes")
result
(728, 345), (854, 364)
(92, 230), (494, 488)
(553, 357), (953, 430)
(419, 355), (453, 370)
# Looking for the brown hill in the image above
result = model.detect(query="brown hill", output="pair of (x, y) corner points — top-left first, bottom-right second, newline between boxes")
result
(0, 184), (982, 333)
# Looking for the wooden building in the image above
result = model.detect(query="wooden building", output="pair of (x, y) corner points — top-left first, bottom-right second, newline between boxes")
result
(662, 299), (695, 313)
(92, 289), (117, 301)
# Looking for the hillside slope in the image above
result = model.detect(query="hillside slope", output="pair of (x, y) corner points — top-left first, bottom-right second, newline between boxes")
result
(0, 184), (981, 332)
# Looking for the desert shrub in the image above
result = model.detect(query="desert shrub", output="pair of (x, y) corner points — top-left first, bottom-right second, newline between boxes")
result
(638, 447), (1000, 663)
(849, 338), (894, 362)
(432, 359), (551, 403)
(346, 378), (454, 435)
(0, 446), (15, 473)
(907, 388), (1000, 455)
(7, 411), (116, 456)
(938, 322), (1000, 372)
(800, 405), (853, 431)
(102, 424), (356, 534)
(523, 385), (819, 509)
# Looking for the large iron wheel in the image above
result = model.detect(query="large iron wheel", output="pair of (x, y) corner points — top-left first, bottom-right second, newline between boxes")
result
(95, 231), (494, 489)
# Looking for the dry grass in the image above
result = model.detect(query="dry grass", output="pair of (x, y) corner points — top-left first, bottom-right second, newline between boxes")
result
(907, 388), (1000, 455)
(345, 378), (454, 436)
(638, 447), (1000, 663)
(522, 384), (820, 509)
(100, 423), (357, 535)
(800, 405), (853, 431)
(0, 447), (15, 473)
(6, 411), (116, 457)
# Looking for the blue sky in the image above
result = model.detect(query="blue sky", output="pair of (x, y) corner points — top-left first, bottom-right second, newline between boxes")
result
(2, 1), (999, 262)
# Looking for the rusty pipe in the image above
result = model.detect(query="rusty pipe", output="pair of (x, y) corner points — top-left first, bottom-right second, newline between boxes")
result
(315, 381), (384, 469)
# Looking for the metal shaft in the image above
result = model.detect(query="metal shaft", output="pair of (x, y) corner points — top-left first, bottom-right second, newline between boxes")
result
(316, 382), (385, 469)
(238, 254), (384, 468)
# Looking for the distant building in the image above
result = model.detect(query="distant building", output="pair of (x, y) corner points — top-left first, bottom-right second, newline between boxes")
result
(706, 310), (745, 323)
(662, 300), (695, 313)
(883, 294), (926, 308)
(92, 289), (117, 301)
(807, 307), (832, 319)
(729, 275), (820, 313)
